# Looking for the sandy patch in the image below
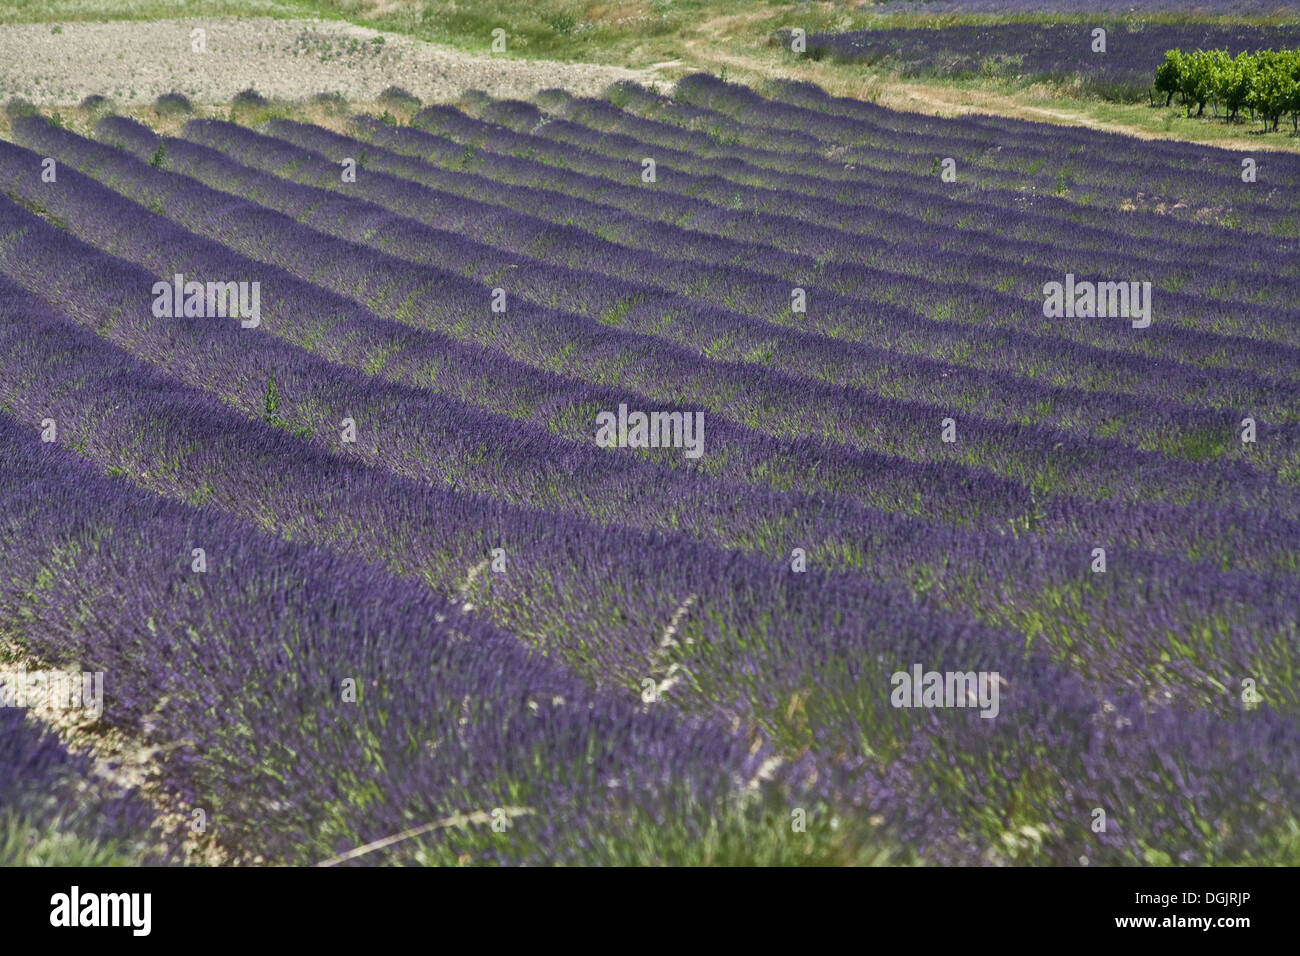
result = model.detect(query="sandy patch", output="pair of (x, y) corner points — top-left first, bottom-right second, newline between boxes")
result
(0, 17), (654, 105)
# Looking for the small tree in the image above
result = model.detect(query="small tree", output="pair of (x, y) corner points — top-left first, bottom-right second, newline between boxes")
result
(1177, 49), (1218, 117)
(1214, 51), (1256, 121)
(1247, 50), (1297, 131)
(1154, 46), (1300, 130)
(1154, 49), (1183, 107)
(1287, 49), (1300, 131)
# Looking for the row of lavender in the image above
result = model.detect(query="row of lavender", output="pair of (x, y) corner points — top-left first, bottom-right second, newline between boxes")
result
(3, 75), (1298, 862)
(0, 342), (820, 865)
(125, 112), (1300, 444)
(104, 115), (1300, 455)
(0, 707), (171, 865)
(311, 101), (1300, 334)
(122, 109), (1300, 490)
(183, 78), (1300, 345)
(10, 108), (1300, 671)
(9, 110), (1300, 699)
(461, 86), (1281, 269)
(4, 148), (1296, 719)
(24, 118), (1300, 540)
(787, 22), (1300, 102)
(351, 96), (1300, 394)
(3, 226), (1297, 865)
(274, 87), (1300, 374)
(657, 74), (1300, 240)
(525, 79), (1300, 303)
(128, 110), (1300, 437)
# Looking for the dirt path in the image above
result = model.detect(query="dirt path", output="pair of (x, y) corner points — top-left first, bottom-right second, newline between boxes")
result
(874, 82), (1293, 153)
(1, 639), (229, 865)
(0, 17), (654, 105)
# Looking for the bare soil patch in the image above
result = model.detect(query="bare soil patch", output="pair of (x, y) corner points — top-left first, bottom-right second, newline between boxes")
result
(0, 17), (654, 105)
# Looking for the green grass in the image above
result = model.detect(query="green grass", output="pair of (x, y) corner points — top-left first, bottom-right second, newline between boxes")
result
(0, 815), (163, 866)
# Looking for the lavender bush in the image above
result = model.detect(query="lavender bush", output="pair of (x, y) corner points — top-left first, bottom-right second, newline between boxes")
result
(3, 72), (1298, 865)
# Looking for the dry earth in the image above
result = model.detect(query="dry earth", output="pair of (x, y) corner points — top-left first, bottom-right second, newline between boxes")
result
(0, 641), (224, 864)
(0, 17), (656, 105)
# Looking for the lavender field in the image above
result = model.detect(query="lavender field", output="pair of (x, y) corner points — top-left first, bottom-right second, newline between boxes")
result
(2, 70), (1299, 867)
(790, 21), (1300, 101)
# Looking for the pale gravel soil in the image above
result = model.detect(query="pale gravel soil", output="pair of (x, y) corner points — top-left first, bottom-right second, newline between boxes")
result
(0, 642), (221, 864)
(0, 17), (656, 105)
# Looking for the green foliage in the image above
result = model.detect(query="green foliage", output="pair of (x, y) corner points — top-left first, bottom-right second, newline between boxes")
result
(1175, 49), (1221, 116)
(263, 377), (314, 440)
(0, 815), (154, 866)
(1248, 49), (1300, 130)
(263, 376), (282, 425)
(1154, 46), (1300, 130)
(3, 97), (38, 120)
(1218, 52), (1257, 119)
(1154, 50), (1184, 107)
(547, 12), (576, 37)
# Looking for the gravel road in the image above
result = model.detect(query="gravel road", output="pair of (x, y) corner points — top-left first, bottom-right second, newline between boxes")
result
(0, 17), (656, 105)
